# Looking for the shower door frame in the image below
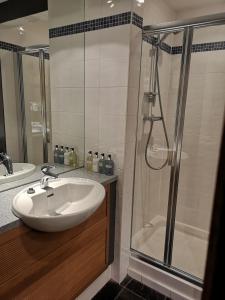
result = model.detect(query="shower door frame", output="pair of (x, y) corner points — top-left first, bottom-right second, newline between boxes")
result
(130, 13), (225, 287)
(16, 49), (50, 163)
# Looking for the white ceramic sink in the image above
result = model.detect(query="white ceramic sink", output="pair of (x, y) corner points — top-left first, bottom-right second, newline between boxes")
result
(12, 178), (106, 232)
(0, 163), (36, 184)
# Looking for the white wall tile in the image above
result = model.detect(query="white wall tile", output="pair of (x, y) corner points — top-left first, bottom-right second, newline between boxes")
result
(85, 59), (100, 87)
(100, 58), (129, 87)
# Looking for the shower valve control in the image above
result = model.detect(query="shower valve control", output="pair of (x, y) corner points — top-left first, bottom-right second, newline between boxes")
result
(144, 92), (157, 105)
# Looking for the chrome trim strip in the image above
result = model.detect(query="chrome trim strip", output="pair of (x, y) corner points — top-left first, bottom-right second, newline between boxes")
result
(164, 27), (193, 266)
(39, 50), (48, 163)
(16, 53), (27, 163)
(143, 12), (225, 33)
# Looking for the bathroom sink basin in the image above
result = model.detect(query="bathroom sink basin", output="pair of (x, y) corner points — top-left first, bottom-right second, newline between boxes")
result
(12, 178), (106, 232)
(0, 163), (36, 184)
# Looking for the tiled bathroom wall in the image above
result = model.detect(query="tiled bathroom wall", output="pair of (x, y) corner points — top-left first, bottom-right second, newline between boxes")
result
(48, 0), (85, 166)
(0, 50), (21, 161)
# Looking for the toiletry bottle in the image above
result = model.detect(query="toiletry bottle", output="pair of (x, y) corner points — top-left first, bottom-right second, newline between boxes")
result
(69, 147), (78, 168)
(64, 147), (70, 166)
(105, 154), (114, 176)
(98, 153), (105, 174)
(54, 145), (59, 164)
(92, 152), (99, 172)
(59, 146), (65, 164)
(86, 151), (93, 171)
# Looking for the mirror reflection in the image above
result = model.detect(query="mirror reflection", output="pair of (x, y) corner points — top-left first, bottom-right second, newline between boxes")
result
(0, 10), (85, 187)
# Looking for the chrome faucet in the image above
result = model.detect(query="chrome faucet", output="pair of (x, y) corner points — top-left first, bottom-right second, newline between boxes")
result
(40, 165), (58, 196)
(0, 153), (13, 175)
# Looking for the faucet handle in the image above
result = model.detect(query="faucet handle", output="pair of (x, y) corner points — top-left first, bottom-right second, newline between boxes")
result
(41, 165), (58, 178)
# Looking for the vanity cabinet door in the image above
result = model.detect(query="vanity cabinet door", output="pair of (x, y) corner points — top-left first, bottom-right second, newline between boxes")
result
(0, 185), (112, 300)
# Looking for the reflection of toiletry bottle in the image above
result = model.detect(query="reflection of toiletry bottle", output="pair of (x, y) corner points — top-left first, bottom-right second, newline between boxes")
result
(64, 147), (70, 166)
(98, 153), (105, 174)
(93, 152), (99, 172)
(59, 146), (65, 164)
(54, 145), (60, 164)
(105, 154), (114, 176)
(86, 151), (93, 171)
(69, 148), (78, 168)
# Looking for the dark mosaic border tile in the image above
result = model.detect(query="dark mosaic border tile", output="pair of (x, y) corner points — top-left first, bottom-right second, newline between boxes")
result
(172, 41), (225, 54)
(143, 35), (172, 54)
(49, 12), (132, 38)
(0, 41), (24, 52)
(143, 37), (225, 55)
(132, 12), (143, 29)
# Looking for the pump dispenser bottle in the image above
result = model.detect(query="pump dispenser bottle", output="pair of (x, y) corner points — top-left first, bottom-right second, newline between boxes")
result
(54, 145), (60, 164)
(86, 151), (93, 171)
(92, 152), (99, 172)
(105, 154), (114, 175)
(59, 146), (65, 164)
(98, 153), (105, 174)
(69, 147), (78, 168)
(64, 147), (70, 165)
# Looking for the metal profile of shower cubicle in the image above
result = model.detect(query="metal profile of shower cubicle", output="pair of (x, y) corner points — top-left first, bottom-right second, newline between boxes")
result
(131, 12), (225, 287)
(16, 45), (50, 163)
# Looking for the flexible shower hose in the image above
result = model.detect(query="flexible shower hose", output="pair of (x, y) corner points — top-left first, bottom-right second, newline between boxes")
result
(144, 63), (170, 170)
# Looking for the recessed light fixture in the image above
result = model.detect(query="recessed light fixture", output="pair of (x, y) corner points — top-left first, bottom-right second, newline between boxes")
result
(110, 3), (115, 8)
(107, 0), (112, 3)
(136, 0), (144, 5)
(17, 26), (25, 35)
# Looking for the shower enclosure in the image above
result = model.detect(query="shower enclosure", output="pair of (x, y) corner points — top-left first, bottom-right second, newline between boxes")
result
(17, 45), (51, 164)
(131, 13), (225, 286)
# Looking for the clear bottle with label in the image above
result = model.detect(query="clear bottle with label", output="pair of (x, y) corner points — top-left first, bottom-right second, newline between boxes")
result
(92, 152), (99, 173)
(69, 147), (78, 168)
(64, 147), (70, 166)
(59, 146), (65, 164)
(104, 154), (114, 176)
(54, 145), (60, 164)
(98, 153), (105, 174)
(86, 151), (93, 171)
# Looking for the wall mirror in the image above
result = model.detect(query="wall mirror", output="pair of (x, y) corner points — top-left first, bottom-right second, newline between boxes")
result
(0, 0), (85, 191)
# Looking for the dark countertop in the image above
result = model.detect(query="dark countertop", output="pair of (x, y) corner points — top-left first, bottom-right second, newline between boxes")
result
(0, 168), (117, 234)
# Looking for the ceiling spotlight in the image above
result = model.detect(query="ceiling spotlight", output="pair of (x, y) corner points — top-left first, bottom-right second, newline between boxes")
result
(107, 0), (112, 3)
(110, 3), (114, 8)
(137, 0), (144, 3)
(17, 26), (25, 35)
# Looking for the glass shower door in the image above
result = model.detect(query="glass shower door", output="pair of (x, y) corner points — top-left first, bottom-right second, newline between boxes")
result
(172, 25), (225, 280)
(131, 29), (187, 263)
(20, 50), (52, 165)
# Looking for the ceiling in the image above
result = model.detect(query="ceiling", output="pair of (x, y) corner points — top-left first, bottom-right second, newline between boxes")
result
(167, 0), (225, 12)
(0, 11), (48, 29)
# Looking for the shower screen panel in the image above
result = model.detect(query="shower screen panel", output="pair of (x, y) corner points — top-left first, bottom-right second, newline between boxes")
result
(131, 30), (185, 263)
(20, 51), (52, 165)
(172, 25), (225, 280)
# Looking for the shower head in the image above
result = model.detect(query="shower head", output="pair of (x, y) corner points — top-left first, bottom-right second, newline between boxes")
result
(24, 44), (49, 53)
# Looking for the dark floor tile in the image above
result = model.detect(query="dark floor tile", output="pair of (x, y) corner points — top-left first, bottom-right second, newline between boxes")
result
(126, 279), (171, 300)
(92, 280), (122, 300)
(120, 275), (133, 287)
(115, 287), (145, 300)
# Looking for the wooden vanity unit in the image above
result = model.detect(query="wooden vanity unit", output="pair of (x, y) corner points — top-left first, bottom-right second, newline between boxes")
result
(0, 182), (116, 300)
